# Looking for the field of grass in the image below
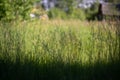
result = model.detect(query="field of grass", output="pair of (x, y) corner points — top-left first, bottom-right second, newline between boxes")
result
(0, 20), (120, 80)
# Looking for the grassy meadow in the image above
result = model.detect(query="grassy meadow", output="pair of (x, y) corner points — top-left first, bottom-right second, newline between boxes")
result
(0, 19), (120, 80)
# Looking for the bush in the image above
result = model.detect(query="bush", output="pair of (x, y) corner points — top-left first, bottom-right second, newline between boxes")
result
(47, 8), (67, 19)
(47, 8), (86, 20)
(85, 3), (99, 20)
(0, 0), (35, 21)
(68, 8), (86, 20)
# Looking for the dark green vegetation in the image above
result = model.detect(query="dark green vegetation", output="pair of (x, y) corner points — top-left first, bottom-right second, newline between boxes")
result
(0, 20), (120, 80)
(0, 0), (37, 21)
(47, 2), (99, 20)
(0, 0), (100, 21)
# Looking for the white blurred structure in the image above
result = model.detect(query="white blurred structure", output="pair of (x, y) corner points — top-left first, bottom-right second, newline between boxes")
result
(78, 0), (105, 9)
(40, 0), (105, 9)
(30, 13), (36, 18)
(41, 0), (57, 11)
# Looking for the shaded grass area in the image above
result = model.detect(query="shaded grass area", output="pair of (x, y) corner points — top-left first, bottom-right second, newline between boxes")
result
(0, 57), (120, 80)
(0, 20), (120, 80)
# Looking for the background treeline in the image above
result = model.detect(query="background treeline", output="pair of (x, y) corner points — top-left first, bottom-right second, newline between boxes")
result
(0, 0), (100, 21)
(47, 0), (120, 20)
(1, 0), (119, 21)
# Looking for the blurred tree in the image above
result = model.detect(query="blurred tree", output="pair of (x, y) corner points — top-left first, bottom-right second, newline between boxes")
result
(0, 0), (37, 21)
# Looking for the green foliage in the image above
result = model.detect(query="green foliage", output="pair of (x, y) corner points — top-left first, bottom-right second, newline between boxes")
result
(48, 8), (67, 19)
(48, 7), (86, 20)
(47, 0), (99, 20)
(85, 3), (99, 20)
(0, 0), (35, 21)
(68, 8), (86, 20)
(0, 0), (6, 19)
(63, 0), (74, 14)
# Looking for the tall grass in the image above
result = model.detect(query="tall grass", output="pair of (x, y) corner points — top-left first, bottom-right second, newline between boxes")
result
(0, 20), (120, 80)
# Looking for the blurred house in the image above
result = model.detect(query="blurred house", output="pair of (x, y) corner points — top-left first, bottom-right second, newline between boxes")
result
(96, 2), (120, 20)
(101, 3), (120, 16)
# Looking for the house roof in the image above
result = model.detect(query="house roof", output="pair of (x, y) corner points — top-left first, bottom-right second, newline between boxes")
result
(102, 3), (120, 15)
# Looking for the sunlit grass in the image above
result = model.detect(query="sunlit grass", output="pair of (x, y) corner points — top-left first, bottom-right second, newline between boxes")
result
(0, 19), (120, 80)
